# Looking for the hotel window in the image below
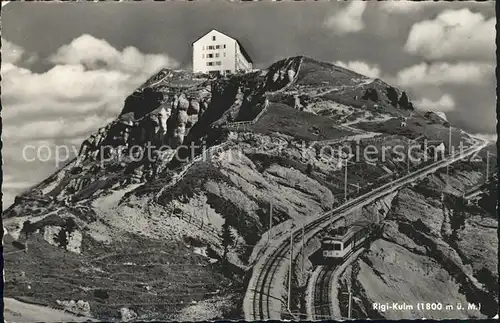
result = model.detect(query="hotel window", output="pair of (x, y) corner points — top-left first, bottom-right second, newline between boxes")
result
(216, 45), (220, 49)
(223, 52), (226, 57)
(207, 53), (213, 58)
(224, 44), (226, 49)
(202, 46), (205, 50)
(212, 36), (216, 41)
(207, 62), (214, 66)
(215, 53), (219, 58)
(215, 61), (222, 66)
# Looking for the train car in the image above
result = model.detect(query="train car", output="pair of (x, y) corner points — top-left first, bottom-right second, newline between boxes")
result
(321, 220), (372, 261)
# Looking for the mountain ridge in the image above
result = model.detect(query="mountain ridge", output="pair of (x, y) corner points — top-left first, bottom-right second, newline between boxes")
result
(3, 55), (496, 320)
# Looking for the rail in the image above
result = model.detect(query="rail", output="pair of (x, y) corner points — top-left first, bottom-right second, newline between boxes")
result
(307, 247), (366, 320)
(244, 135), (488, 320)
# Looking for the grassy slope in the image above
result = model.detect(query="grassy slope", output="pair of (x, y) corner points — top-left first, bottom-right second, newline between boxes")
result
(3, 232), (242, 321)
(251, 103), (354, 141)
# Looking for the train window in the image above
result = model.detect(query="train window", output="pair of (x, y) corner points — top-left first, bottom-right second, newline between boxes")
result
(333, 243), (342, 250)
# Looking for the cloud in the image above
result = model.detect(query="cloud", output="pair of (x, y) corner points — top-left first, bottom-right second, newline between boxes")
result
(2, 35), (179, 209)
(2, 175), (33, 211)
(2, 63), (134, 103)
(49, 34), (179, 75)
(3, 115), (116, 142)
(396, 62), (493, 87)
(2, 180), (34, 190)
(414, 94), (455, 112)
(379, 0), (435, 14)
(2, 38), (25, 64)
(1, 38), (37, 65)
(404, 8), (494, 60)
(334, 60), (381, 78)
(324, 2), (366, 35)
(2, 34), (179, 125)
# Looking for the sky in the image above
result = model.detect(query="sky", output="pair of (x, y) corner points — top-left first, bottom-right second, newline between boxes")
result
(1, 0), (496, 209)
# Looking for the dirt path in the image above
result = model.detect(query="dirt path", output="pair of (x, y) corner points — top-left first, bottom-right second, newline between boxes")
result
(3, 298), (93, 322)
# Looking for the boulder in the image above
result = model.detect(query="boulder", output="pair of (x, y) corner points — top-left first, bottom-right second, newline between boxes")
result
(287, 69), (296, 83)
(177, 94), (189, 110)
(177, 110), (189, 124)
(120, 308), (138, 322)
(201, 100), (209, 111)
(279, 69), (286, 81)
(56, 299), (91, 316)
(158, 107), (170, 135)
(187, 115), (198, 127)
(174, 124), (186, 138)
(272, 72), (279, 82)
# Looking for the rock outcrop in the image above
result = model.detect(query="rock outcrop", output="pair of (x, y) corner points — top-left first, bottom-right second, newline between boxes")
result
(3, 56), (493, 321)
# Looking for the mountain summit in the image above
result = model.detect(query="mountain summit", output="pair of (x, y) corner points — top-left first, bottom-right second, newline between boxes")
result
(3, 56), (496, 320)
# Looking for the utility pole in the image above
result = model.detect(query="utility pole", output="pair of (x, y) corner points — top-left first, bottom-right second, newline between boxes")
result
(347, 284), (352, 319)
(448, 125), (452, 157)
(344, 158), (348, 202)
(268, 202), (273, 243)
(446, 125), (452, 180)
(288, 230), (293, 312)
(301, 223), (305, 280)
(486, 151), (490, 182)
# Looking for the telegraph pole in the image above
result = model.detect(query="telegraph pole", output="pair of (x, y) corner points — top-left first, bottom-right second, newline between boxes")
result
(347, 284), (352, 319)
(301, 223), (305, 280)
(448, 125), (452, 157)
(268, 202), (273, 243)
(446, 125), (452, 179)
(486, 151), (490, 181)
(344, 158), (348, 202)
(446, 125), (452, 178)
(288, 230), (293, 311)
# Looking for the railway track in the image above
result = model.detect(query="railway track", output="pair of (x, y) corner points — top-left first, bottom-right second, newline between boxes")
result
(312, 265), (336, 319)
(309, 247), (367, 320)
(244, 135), (488, 321)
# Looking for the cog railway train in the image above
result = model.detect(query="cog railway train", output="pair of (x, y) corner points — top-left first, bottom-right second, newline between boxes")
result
(321, 220), (373, 261)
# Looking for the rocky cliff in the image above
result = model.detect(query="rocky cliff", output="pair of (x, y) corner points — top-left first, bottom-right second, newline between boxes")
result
(337, 164), (497, 319)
